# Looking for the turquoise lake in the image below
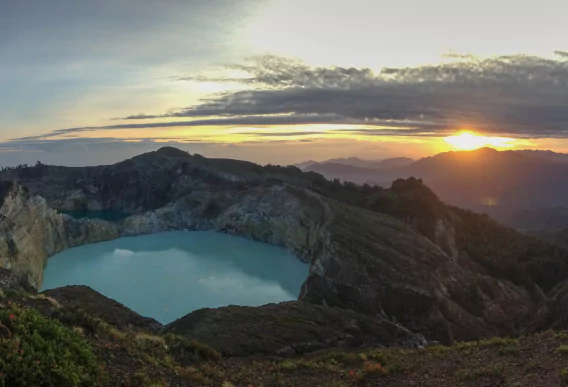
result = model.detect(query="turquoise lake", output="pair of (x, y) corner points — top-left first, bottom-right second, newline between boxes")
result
(41, 231), (308, 324)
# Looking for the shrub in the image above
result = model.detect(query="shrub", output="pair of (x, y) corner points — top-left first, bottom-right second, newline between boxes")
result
(457, 364), (505, 380)
(52, 308), (110, 336)
(555, 331), (568, 340)
(362, 361), (389, 376)
(164, 334), (221, 363)
(279, 360), (299, 371)
(560, 368), (568, 381)
(497, 345), (519, 356)
(0, 304), (103, 386)
(178, 366), (208, 385)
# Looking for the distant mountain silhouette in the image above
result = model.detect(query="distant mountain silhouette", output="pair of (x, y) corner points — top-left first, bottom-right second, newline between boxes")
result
(308, 156), (414, 169)
(299, 148), (568, 229)
(299, 162), (380, 181)
(388, 148), (568, 221)
(294, 160), (318, 169)
(504, 207), (568, 234)
(296, 156), (414, 182)
(295, 157), (414, 171)
(516, 149), (568, 164)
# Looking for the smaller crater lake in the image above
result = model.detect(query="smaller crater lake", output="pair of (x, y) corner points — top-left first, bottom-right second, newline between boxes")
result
(41, 231), (309, 324)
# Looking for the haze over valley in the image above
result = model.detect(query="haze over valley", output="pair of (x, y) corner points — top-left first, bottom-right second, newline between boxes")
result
(297, 147), (568, 233)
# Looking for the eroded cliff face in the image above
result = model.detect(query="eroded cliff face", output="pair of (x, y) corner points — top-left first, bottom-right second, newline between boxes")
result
(299, 201), (539, 345)
(0, 182), (119, 289)
(2, 148), (567, 347)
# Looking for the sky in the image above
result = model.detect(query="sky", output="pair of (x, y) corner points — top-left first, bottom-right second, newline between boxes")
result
(2, 0), (568, 166)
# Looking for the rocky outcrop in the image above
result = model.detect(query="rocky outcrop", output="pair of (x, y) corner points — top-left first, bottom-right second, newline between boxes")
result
(166, 301), (425, 356)
(0, 267), (32, 293)
(0, 182), (119, 289)
(119, 185), (331, 263)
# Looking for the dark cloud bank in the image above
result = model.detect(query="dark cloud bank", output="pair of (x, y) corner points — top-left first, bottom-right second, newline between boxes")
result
(5, 51), (568, 159)
(120, 52), (568, 139)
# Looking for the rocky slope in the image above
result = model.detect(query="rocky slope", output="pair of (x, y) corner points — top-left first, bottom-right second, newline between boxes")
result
(2, 147), (568, 350)
(166, 301), (422, 357)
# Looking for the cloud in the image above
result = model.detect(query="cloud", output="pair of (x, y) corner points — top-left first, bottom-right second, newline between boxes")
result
(240, 131), (325, 137)
(9, 52), (568, 153)
(10, 115), (441, 143)
(120, 54), (568, 139)
(113, 249), (135, 257)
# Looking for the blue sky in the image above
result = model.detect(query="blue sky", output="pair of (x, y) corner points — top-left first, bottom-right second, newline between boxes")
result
(2, 0), (568, 166)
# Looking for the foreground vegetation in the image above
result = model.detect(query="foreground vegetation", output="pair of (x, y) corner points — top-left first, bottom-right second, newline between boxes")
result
(2, 289), (568, 386)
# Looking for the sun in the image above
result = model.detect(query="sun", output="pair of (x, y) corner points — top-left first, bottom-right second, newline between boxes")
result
(444, 131), (516, 151)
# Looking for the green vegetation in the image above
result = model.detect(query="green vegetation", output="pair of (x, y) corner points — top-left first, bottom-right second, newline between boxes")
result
(497, 345), (520, 356)
(455, 336), (519, 349)
(52, 308), (112, 336)
(0, 303), (103, 387)
(457, 364), (505, 381)
(3, 290), (568, 386)
(555, 331), (568, 340)
(561, 368), (568, 382)
(453, 206), (568, 292)
(275, 347), (411, 382)
(164, 333), (222, 363)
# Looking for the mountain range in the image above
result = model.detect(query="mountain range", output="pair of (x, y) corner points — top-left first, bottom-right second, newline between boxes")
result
(298, 156), (415, 170)
(298, 148), (568, 232)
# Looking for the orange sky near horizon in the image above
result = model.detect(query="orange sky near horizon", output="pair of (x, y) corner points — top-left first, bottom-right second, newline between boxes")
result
(31, 123), (568, 163)
(4, 0), (568, 167)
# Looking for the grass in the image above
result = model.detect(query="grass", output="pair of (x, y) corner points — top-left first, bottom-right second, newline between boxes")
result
(555, 331), (568, 340)
(455, 336), (518, 349)
(164, 333), (222, 363)
(362, 361), (389, 376)
(427, 345), (451, 355)
(276, 347), (409, 382)
(556, 345), (568, 355)
(497, 345), (520, 356)
(28, 294), (61, 308)
(177, 366), (208, 385)
(134, 332), (167, 350)
(457, 364), (505, 380)
(52, 308), (111, 336)
(561, 368), (568, 382)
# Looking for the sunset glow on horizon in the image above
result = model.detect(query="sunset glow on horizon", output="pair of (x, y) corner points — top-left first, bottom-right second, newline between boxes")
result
(3, 0), (568, 166)
(444, 131), (517, 151)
